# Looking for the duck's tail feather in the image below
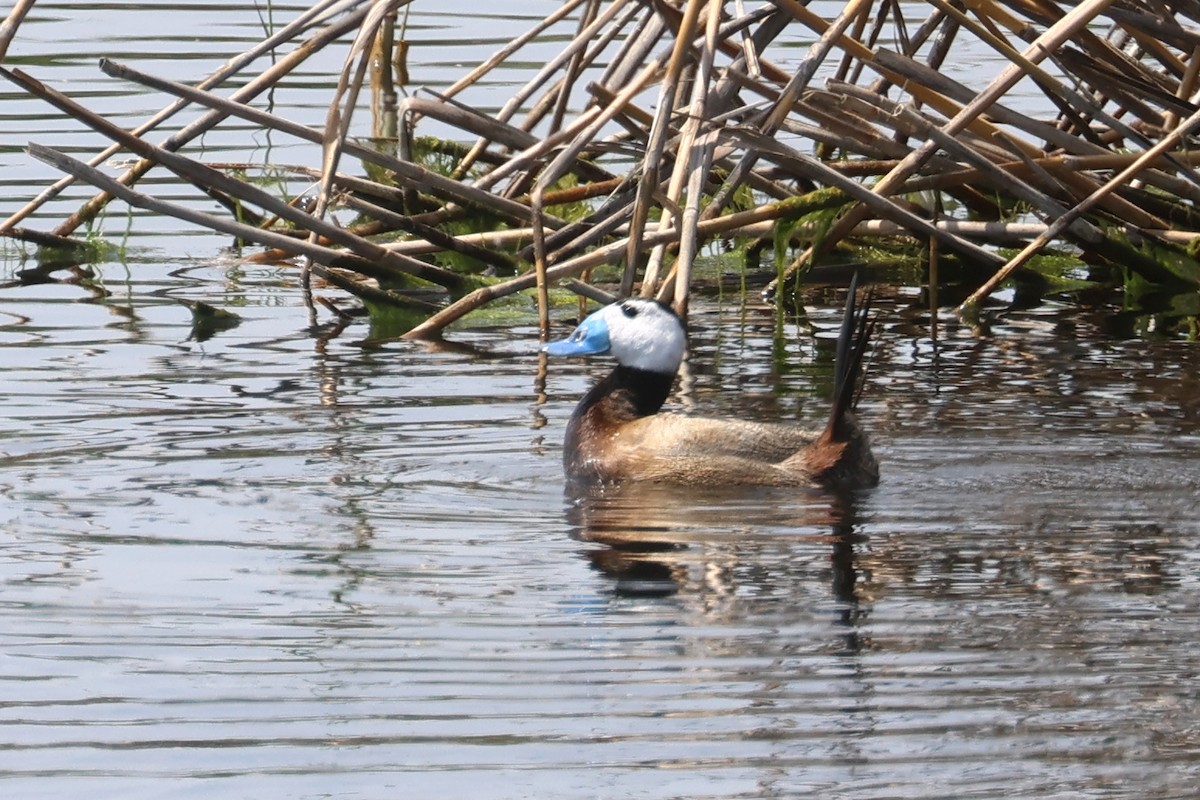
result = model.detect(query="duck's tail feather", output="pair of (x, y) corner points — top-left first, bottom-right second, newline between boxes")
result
(825, 273), (875, 442)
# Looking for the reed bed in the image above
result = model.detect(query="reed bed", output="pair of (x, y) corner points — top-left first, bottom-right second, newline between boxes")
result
(3, 0), (1200, 338)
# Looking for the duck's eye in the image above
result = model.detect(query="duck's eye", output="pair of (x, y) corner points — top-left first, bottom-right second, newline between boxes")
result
(620, 302), (640, 318)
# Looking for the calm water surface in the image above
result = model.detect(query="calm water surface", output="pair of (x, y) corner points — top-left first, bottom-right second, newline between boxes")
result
(2, 3), (1200, 799)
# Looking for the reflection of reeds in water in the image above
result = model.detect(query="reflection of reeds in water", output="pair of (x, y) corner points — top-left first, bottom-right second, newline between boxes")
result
(4, 0), (1200, 337)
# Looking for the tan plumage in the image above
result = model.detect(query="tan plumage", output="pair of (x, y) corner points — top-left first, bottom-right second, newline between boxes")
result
(570, 412), (877, 487)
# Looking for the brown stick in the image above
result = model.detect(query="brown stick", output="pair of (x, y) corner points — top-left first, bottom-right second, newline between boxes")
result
(303, 2), (389, 311)
(96, 58), (563, 228)
(402, 201), (795, 340)
(51, 2), (382, 237)
(702, 0), (874, 221)
(3, 67), (467, 291)
(960, 101), (1200, 310)
(450, 0), (634, 179)
(621, 0), (706, 294)
(773, 0), (1121, 285)
(0, 0), (369, 236)
(531, 186), (551, 339)
(25, 143), (441, 294)
(0, 0), (36, 61)
(642, 0), (724, 301)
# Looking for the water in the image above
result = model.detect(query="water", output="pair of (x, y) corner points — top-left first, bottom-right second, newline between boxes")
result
(3, 3), (1200, 799)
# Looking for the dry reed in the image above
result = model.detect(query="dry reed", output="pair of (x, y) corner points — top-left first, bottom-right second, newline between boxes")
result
(3, 0), (1199, 339)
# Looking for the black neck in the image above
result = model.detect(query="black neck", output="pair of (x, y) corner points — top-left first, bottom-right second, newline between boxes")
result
(575, 365), (674, 422)
(562, 365), (676, 480)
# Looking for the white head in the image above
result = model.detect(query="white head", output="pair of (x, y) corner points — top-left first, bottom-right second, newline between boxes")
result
(542, 298), (687, 375)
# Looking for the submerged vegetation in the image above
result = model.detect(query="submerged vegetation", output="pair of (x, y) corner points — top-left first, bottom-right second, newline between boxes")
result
(2, 0), (1200, 340)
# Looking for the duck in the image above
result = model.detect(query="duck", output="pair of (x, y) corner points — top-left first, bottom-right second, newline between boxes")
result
(542, 277), (879, 489)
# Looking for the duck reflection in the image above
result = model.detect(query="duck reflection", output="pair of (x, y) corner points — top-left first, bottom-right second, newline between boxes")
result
(565, 481), (869, 618)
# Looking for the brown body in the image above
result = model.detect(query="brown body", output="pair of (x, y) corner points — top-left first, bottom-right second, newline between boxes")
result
(563, 365), (879, 489)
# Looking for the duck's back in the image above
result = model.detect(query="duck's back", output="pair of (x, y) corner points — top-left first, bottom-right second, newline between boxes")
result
(567, 409), (877, 488)
(621, 413), (818, 461)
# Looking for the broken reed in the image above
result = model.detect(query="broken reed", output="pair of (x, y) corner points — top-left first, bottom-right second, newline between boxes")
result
(3, 0), (1200, 340)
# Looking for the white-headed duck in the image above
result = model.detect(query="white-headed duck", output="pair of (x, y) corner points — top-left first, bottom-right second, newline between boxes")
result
(543, 278), (879, 489)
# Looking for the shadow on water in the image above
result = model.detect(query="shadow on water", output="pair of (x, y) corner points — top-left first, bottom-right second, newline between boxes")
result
(566, 481), (871, 627)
